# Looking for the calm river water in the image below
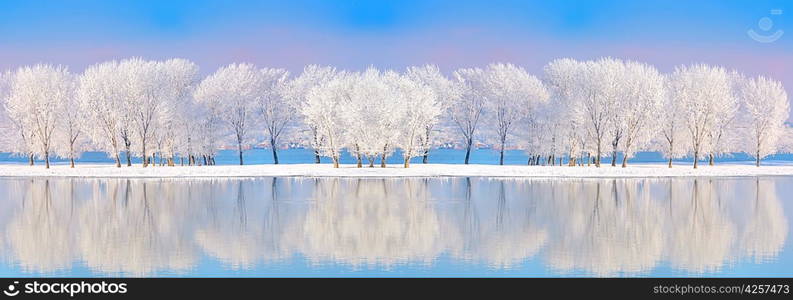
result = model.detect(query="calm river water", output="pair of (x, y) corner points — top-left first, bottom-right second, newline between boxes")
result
(0, 177), (789, 277)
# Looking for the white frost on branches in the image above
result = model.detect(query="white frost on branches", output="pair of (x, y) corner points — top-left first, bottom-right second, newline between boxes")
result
(0, 57), (789, 168)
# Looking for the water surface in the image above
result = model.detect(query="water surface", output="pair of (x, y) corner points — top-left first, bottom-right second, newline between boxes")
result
(0, 177), (789, 277)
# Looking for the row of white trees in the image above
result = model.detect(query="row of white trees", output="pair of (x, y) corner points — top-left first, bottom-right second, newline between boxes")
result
(0, 57), (789, 169)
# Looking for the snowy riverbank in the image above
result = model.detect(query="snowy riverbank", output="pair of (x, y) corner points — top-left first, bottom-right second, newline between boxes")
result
(2, 163), (793, 178)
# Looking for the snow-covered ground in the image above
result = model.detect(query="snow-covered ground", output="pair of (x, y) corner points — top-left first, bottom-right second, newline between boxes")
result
(1, 163), (793, 178)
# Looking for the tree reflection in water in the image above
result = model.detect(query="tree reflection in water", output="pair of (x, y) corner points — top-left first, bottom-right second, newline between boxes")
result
(0, 177), (787, 276)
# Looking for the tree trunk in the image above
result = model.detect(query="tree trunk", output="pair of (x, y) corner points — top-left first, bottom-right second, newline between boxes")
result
(125, 149), (131, 167)
(404, 157), (410, 168)
(708, 153), (714, 166)
(756, 151), (761, 167)
(114, 153), (121, 168)
(180, 157), (184, 166)
(693, 151), (699, 169)
(422, 128), (431, 164)
(668, 158), (673, 168)
(270, 138), (279, 164)
(314, 150), (321, 164)
(621, 155), (628, 168)
(45, 150), (50, 169)
(28, 154), (34, 166)
(611, 150), (617, 167)
(380, 152), (387, 168)
(69, 143), (75, 168)
(142, 142), (147, 167)
(237, 141), (244, 165)
(332, 156), (339, 168)
(587, 153), (591, 167)
(464, 139), (473, 164)
(595, 143), (602, 167)
(499, 140), (505, 165)
(356, 154), (362, 168)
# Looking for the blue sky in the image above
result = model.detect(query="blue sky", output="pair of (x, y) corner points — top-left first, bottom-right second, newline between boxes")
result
(0, 0), (791, 87)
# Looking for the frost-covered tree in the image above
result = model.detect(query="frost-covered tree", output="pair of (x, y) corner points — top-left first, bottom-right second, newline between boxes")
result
(451, 68), (487, 164)
(739, 76), (790, 166)
(55, 89), (86, 168)
(176, 98), (204, 165)
(194, 63), (262, 165)
(534, 106), (562, 165)
(6, 64), (73, 168)
(616, 61), (665, 167)
(119, 106), (135, 166)
(669, 64), (735, 168)
(405, 65), (460, 163)
(156, 58), (199, 166)
(190, 91), (223, 166)
(0, 69), (37, 164)
(120, 58), (168, 167)
(286, 65), (338, 164)
(543, 58), (586, 166)
(658, 75), (689, 168)
(394, 72), (441, 168)
(706, 71), (741, 166)
(343, 69), (389, 167)
(579, 58), (622, 167)
(366, 70), (404, 167)
(339, 69), (406, 168)
(302, 72), (351, 168)
(257, 68), (291, 164)
(339, 71), (369, 167)
(78, 61), (125, 167)
(481, 63), (549, 165)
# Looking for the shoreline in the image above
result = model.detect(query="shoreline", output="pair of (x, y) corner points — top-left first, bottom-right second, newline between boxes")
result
(1, 163), (793, 178)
